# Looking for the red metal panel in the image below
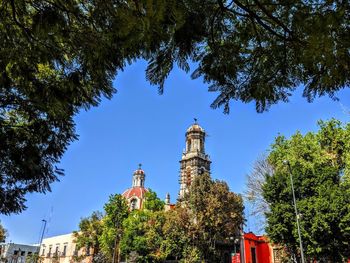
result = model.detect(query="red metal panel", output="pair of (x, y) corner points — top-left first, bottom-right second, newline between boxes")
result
(257, 242), (271, 263)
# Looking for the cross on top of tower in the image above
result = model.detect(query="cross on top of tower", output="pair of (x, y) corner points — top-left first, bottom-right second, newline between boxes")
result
(138, 163), (142, 169)
(194, 118), (198, 123)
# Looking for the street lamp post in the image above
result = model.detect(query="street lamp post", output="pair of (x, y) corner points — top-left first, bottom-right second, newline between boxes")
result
(283, 160), (305, 263)
(37, 219), (47, 263)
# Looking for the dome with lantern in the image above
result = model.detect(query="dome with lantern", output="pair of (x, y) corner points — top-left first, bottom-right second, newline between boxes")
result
(122, 164), (149, 210)
(186, 119), (205, 134)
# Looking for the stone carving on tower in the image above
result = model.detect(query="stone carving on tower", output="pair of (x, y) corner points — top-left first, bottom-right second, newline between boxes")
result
(178, 120), (211, 200)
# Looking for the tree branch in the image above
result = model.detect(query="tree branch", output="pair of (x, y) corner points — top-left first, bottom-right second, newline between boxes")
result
(253, 0), (293, 36)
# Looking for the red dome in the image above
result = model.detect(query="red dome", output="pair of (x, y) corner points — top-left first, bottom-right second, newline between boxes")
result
(122, 186), (148, 200)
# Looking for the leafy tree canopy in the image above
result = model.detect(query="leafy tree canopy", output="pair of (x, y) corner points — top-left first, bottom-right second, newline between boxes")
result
(263, 119), (350, 261)
(73, 211), (104, 255)
(2, 0), (348, 214)
(185, 172), (244, 261)
(99, 194), (129, 260)
(71, 176), (243, 262)
(120, 210), (166, 262)
(143, 190), (165, 212)
(119, 190), (166, 262)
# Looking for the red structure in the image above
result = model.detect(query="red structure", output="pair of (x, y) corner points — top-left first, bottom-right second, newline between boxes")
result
(242, 233), (272, 263)
(239, 232), (350, 263)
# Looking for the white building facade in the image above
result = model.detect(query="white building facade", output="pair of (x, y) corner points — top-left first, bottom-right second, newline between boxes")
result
(40, 233), (91, 263)
(0, 243), (39, 263)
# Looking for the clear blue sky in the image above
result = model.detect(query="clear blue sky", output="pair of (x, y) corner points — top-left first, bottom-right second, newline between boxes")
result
(1, 60), (349, 244)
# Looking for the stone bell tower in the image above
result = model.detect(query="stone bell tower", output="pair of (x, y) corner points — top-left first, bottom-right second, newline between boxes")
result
(178, 120), (211, 200)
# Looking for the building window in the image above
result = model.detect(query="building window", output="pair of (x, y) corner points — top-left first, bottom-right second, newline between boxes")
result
(187, 139), (192, 152)
(41, 248), (45, 256)
(48, 246), (52, 257)
(62, 245), (67, 257)
(130, 199), (137, 210)
(186, 169), (191, 186)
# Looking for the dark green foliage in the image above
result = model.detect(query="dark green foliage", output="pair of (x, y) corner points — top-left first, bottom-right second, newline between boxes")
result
(263, 119), (350, 261)
(2, 0), (349, 214)
(0, 0), (115, 214)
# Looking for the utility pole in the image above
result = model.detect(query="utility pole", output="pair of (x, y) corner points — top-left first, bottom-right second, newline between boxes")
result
(284, 160), (305, 263)
(37, 219), (47, 261)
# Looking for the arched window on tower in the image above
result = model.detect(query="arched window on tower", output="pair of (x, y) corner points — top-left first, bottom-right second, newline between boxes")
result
(130, 198), (137, 210)
(200, 138), (204, 152)
(186, 169), (192, 187)
(187, 139), (192, 152)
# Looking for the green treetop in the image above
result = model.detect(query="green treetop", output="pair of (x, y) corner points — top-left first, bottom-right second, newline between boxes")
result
(73, 211), (104, 257)
(143, 190), (165, 212)
(263, 119), (350, 261)
(99, 194), (129, 261)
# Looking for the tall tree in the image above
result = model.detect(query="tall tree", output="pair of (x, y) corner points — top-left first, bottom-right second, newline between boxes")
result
(120, 210), (166, 262)
(1, 0), (349, 214)
(73, 211), (104, 259)
(263, 119), (350, 261)
(99, 194), (129, 262)
(0, 220), (7, 242)
(161, 207), (193, 261)
(244, 155), (273, 231)
(186, 173), (244, 261)
(119, 191), (166, 262)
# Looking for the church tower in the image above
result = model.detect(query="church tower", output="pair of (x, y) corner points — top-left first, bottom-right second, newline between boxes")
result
(178, 120), (211, 199)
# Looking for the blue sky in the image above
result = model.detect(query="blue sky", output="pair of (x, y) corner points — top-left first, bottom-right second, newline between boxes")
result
(1, 60), (349, 244)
